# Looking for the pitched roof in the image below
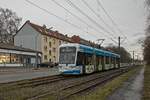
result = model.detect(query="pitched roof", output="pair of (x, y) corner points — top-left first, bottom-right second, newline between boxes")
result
(23, 21), (73, 43)
(16, 20), (101, 47)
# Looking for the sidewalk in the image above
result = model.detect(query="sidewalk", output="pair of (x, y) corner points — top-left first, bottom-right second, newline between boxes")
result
(0, 67), (60, 83)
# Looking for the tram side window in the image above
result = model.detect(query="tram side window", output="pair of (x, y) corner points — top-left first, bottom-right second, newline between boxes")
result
(101, 56), (104, 65)
(85, 54), (93, 65)
(76, 52), (93, 65)
(106, 56), (110, 64)
(117, 58), (120, 64)
(96, 56), (101, 66)
(114, 58), (116, 65)
(111, 57), (114, 64)
(76, 52), (84, 65)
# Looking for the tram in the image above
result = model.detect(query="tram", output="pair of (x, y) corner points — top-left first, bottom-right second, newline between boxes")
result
(58, 43), (120, 75)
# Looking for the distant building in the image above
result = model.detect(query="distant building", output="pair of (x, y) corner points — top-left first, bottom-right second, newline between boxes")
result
(15, 21), (72, 63)
(71, 35), (100, 48)
(0, 43), (41, 67)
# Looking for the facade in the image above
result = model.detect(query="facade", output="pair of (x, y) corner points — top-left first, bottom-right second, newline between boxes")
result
(71, 35), (99, 48)
(0, 43), (41, 67)
(15, 21), (72, 63)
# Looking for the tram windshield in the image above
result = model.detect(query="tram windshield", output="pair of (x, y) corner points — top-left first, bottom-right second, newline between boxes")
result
(59, 47), (76, 64)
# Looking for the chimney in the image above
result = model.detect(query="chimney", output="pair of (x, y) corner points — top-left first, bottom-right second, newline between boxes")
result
(42, 24), (46, 29)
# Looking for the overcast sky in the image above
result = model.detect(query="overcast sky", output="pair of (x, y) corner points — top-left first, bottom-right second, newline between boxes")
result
(0, 0), (146, 59)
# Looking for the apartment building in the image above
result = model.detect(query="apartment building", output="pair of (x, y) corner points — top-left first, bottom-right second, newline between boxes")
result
(71, 35), (99, 48)
(14, 20), (72, 63)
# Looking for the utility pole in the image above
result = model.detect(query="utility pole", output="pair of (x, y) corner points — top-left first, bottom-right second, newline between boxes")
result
(110, 36), (126, 68)
(118, 36), (121, 68)
(129, 50), (135, 66)
(133, 51), (135, 65)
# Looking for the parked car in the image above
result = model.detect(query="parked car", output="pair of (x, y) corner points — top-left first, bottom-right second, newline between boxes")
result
(38, 62), (58, 68)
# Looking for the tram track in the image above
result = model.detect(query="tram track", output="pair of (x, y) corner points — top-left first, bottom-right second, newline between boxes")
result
(0, 75), (66, 91)
(61, 70), (127, 100)
(27, 67), (130, 100)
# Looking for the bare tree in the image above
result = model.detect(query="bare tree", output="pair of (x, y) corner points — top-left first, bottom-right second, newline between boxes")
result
(144, 36), (150, 64)
(0, 7), (22, 44)
(105, 46), (132, 63)
(146, 0), (150, 7)
(144, 0), (150, 64)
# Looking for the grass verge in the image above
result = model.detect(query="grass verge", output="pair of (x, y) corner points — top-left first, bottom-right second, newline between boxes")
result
(143, 65), (150, 100)
(72, 66), (141, 100)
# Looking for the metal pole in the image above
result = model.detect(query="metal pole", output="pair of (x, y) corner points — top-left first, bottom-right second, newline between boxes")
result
(35, 34), (39, 69)
(133, 51), (135, 65)
(36, 52), (38, 68)
(118, 36), (121, 68)
(10, 53), (12, 63)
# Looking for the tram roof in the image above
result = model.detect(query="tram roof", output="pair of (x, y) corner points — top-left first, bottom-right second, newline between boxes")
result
(59, 43), (120, 58)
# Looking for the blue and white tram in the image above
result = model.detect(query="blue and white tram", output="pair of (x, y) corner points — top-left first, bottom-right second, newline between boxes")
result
(58, 43), (120, 75)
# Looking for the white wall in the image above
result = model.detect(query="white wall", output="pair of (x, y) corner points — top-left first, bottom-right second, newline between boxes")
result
(14, 23), (42, 52)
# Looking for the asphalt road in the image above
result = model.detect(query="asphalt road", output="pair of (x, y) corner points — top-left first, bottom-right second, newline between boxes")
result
(0, 67), (60, 83)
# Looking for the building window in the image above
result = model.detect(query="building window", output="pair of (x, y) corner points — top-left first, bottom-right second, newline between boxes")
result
(44, 46), (47, 51)
(0, 53), (22, 64)
(44, 55), (47, 60)
(49, 42), (51, 47)
(59, 40), (61, 45)
(53, 48), (56, 52)
(49, 59), (51, 62)
(26, 58), (31, 64)
(44, 36), (47, 42)
(49, 50), (51, 56)
(0, 53), (10, 63)
(53, 56), (56, 62)
(53, 39), (55, 44)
